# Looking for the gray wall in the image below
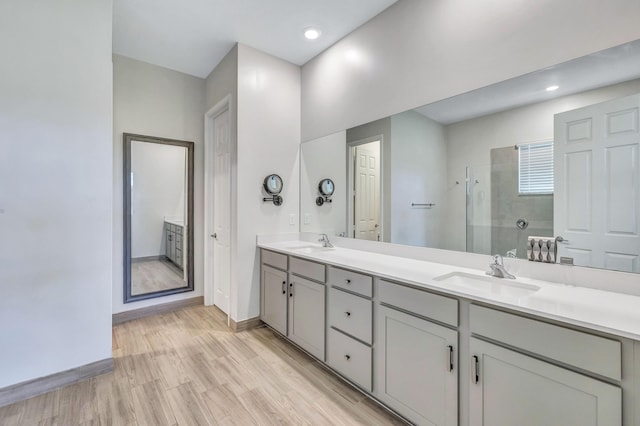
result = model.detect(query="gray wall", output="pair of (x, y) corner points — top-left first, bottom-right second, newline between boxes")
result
(390, 111), (447, 248)
(112, 54), (206, 314)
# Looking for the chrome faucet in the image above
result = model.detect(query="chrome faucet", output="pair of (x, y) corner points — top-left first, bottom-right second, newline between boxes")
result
(486, 254), (515, 279)
(318, 233), (334, 248)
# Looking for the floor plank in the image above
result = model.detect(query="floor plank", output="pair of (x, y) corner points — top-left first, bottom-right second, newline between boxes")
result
(0, 305), (405, 425)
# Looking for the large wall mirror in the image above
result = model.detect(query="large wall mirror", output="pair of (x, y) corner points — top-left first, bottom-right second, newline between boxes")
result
(123, 133), (195, 302)
(301, 39), (640, 274)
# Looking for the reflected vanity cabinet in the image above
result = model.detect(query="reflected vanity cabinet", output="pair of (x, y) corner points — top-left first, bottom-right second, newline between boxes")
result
(164, 221), (183, 269)
(260, 250), (326, 360)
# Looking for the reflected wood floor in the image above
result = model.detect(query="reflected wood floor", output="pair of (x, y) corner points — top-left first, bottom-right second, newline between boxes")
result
(132, 259), (187, 296)
(0, 305), (405, 425)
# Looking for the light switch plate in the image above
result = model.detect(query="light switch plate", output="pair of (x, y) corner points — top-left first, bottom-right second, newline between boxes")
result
(289, 213), (295, 225)
(304, 213), (311, 225)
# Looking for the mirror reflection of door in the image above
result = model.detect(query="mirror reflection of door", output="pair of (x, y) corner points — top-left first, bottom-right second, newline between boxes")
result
(349, 139), (381, 241)
(130, 141), (189, 295)
(554, 93), (640, 272)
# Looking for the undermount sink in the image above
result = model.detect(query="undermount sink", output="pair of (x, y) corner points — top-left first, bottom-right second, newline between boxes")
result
(287, 245), (335, 254)
(433, 271), (540, 301)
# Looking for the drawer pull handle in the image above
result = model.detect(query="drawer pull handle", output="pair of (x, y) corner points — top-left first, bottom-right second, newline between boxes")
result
(345, 354), (351, 361)
(345, 279), (351, 284)
(447, 345), (454, 372)
(345, 311), (351, 317)
(472, 355), (479, 384)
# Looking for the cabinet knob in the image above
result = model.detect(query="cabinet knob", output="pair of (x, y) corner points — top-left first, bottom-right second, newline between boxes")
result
(345, 279), (351, 284)
(345, 311), (351, 317)
(344, 354), (351, 361)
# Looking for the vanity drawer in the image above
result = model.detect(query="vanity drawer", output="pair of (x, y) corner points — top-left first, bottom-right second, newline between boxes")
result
(379, 280), (458, 327)
(290, 257), (326, 282)
(329, 267), (373, 298)
(328, 288), (372, 344)
(470, 304), (621, 381)
(327, 328), (372, 392)
(261, 250), (288, 271)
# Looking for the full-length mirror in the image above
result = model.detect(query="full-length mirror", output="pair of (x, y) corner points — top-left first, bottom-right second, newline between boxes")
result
(123, 133), (195, 302)
(301, 39), (640, 274)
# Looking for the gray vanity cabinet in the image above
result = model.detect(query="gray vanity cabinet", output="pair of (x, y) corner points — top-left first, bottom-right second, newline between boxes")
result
(327, 267), (374, 391)
(469, 338), (621, 426)
(288, 274), (325, 359)
(260, 250), (326, 360)
(261, 264), (288, 336)
(469, 304), (622, 426)
(375, 281), (459, 426)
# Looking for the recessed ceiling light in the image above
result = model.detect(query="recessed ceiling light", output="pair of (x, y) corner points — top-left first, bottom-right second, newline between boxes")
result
(304, 28), (321, 40)
(546, 85), (559, 92)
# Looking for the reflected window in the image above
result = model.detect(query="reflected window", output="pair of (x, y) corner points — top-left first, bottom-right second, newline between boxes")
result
(518, 141), (554, 195)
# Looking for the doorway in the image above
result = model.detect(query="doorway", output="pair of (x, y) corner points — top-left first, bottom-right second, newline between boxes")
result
(205, 96), (233, 320)
(348, 137), (382, 241)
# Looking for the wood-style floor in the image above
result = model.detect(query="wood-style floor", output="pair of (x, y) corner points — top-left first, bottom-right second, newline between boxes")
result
(131, 259), (187, 296)
(0, 305), (405, 425)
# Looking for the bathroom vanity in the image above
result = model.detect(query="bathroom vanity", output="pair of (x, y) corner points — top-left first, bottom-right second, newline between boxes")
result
(258, 237), (640, 426)
(164, 219), (184, 269)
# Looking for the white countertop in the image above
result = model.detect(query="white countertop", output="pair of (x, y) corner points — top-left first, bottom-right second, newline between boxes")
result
(258, 239), (640, 341)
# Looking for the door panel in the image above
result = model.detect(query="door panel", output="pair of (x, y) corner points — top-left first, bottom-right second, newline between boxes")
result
(469, 338), (621, 426)
(288, 276), (325, 360)
(261, 266), (287, 336)
(354, 141), (381, 241)
(376, 305), (458, 426)
(213, 109), (231, 311)
(554, 94), (640, 272)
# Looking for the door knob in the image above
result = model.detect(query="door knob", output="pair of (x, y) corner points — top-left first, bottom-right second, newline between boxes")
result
(211, 233), (217, 239)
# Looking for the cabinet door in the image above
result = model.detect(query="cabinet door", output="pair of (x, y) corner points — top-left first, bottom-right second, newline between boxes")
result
(288, 275), (325, 360)
(375, 305), (458, 426)
(469, 337), (621, 426)
(261, 265), (287, 336)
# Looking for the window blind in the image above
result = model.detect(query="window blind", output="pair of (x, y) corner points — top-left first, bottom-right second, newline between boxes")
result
(518, 141), (554, 194)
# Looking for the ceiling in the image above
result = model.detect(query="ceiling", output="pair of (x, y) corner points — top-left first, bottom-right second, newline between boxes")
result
(113, 0), (397, 78)
(415, 39), (640, 125)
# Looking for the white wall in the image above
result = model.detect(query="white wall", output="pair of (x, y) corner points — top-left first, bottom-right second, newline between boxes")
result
(0, 0), (113, 388)
(300, 131), (347, 236)
(236, 44), (301, 321)
(113, 54), (206, 313)
(301, 0), (640, 141)
(390, 111), (447, 248)
(444, 78), (640, 252)
(131, 142), (186, 258)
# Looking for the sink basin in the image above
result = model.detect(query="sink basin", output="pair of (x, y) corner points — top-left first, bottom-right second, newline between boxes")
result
(286, 245), (335, 254)
(433, 271), (540, 301)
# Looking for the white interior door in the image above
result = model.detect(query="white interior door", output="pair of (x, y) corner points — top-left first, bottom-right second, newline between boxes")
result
(353, 141), (381, 241)
(554, 93), (640, 272)
(213, 109), (231, 313)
